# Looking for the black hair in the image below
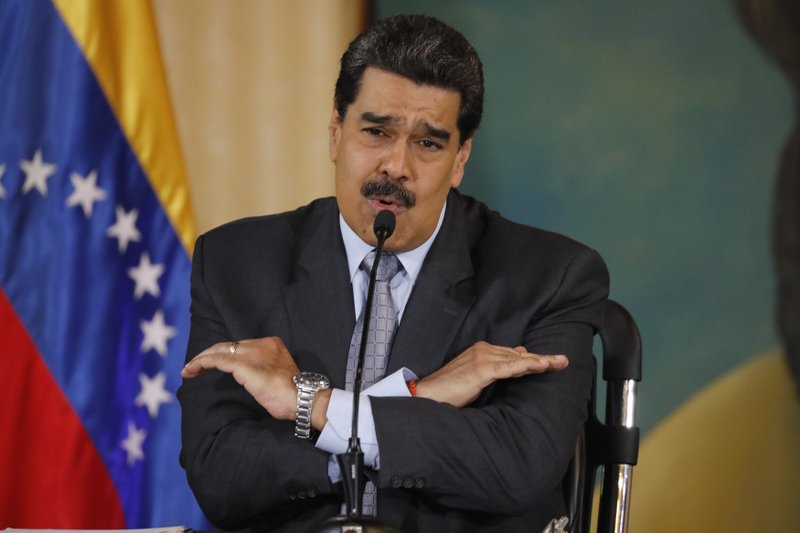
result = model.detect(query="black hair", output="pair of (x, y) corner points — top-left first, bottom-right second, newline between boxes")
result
(334, 14), (484, 144)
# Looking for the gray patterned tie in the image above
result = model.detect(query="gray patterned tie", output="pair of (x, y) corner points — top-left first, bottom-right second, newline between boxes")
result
(345, 251), (402, 516)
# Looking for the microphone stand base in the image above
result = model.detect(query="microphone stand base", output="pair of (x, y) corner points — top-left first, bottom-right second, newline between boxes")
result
(310, 514), (404, 533)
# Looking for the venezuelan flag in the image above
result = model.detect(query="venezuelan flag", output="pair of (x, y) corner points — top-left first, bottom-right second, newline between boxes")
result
(0, 0), (206, 528)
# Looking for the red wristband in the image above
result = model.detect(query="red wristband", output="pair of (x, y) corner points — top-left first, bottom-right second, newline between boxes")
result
(408, 379), (416, 397)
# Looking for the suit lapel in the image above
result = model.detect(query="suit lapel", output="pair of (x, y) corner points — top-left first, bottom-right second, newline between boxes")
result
(387, 194), (476, 376)
(283, 202), (355, 389)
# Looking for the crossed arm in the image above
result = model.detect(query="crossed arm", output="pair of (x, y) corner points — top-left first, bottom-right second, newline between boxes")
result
(181, 337), (569, 429)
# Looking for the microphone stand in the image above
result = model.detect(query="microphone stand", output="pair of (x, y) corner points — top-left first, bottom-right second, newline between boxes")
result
(311, 210), (403, 533)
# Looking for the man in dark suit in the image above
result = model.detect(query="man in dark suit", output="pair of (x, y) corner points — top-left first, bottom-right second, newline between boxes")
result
(179, 14), (608, 533)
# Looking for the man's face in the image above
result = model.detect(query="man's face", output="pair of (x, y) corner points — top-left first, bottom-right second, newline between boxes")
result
(329, 67), (472, 252)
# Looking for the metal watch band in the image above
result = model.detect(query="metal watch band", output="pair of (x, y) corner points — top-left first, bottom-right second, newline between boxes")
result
(294, 386), (316, 439)
(293, 372), (329, 440)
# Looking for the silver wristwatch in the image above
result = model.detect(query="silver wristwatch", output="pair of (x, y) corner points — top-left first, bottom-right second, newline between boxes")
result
(292, 372), (330, 439)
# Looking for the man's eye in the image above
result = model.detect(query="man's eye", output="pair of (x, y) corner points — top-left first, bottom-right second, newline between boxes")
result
(364, 127), (385, 136)
(419, 139), (442, 151)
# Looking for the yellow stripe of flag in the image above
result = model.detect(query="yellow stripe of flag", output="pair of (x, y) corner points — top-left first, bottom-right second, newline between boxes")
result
(52, 0), (196, 254)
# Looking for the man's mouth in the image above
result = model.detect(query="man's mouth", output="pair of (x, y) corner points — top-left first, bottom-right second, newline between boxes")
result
(368, 196), (403, 214)
(361, 178), (416, 212)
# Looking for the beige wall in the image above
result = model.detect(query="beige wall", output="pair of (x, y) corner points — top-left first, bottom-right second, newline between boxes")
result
(153, 0), (365, 234)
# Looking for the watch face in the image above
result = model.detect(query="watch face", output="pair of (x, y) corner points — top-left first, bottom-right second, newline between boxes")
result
(294, 372), (330, 389)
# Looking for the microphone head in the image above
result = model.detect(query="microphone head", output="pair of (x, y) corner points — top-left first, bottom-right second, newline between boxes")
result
(373, 210), (396, 240)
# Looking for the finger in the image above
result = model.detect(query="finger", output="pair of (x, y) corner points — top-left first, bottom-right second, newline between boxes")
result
(472, 341), (526, 356)
(181, 354), (230, 378)
(182, 345), (240, 378)
(181, 356), (207, 378)
(195, 339), (247, 359)
(514, 351), (567, 363)
(494, 353), (568, 378)
(517, 354), (569, 375)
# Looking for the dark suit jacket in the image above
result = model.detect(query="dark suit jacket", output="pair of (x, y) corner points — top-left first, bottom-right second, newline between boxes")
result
(178, 190), (609, 532)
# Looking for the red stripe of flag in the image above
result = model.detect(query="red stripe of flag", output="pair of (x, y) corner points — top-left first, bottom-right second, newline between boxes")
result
(0, 289), (125, 528)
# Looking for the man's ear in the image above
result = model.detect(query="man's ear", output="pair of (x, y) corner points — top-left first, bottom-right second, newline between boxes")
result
(329, 107), (342, 163)
(450, 138), (473, 188)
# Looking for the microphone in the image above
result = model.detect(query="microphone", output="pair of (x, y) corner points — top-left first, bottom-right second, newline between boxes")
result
(311, 210), (403, 533)
(373, 209), (396, 242)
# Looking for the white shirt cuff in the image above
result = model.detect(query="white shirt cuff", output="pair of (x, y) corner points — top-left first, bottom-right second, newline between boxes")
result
(316, 367), (417, 472)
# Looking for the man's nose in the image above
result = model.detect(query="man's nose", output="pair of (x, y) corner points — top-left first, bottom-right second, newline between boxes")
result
(379, 140), (411, 180)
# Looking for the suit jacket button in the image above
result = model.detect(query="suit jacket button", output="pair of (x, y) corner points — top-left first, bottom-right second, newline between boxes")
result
(391, 476), (403, 488)
(289, 492), (297, 501)
(308, 486), (318, 498)
(414, 478), (426, 488)
(402, 478), (414, 489)
(298, 489), (307, 499)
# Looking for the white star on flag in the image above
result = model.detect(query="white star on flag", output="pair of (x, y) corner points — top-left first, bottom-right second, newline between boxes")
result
(128, 252), (164, 300)
(0, 164), (6, 198)
(107, 205), (142, 253)
(66, 169), (107, 217)
(121, 421), (147, 466)
(20, 148), (56, 196)
(140, 309), (177, 357)
(134, 371), (173, 418)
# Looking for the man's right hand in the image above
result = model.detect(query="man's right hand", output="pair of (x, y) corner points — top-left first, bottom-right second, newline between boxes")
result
(414, 341), (568, 408)
(181, 336), (301, 421)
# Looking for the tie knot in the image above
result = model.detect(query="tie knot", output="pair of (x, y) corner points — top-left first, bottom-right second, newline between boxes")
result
(362, 251), (401, 282)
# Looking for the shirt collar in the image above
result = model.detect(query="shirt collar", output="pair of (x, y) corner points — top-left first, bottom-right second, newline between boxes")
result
(339, 201), (447, 283)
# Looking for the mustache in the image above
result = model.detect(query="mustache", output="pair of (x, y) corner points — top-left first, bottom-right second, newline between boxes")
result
(361, 178), (416, 208)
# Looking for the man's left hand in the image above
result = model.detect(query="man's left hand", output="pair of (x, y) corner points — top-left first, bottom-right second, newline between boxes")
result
(415, 341), (568, 408)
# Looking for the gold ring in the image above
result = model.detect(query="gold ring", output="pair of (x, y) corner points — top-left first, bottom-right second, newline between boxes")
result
(229, 342), (239, 354)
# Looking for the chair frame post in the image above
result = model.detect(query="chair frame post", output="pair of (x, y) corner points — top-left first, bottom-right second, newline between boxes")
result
(564, 300), (642, 533)
(596, 379), (638, 533)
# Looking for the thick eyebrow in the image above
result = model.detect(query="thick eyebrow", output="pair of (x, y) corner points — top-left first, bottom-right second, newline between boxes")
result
(360, 111), (396, 126)
(419, 122), (452, 142)
(360, 112), (452, 142)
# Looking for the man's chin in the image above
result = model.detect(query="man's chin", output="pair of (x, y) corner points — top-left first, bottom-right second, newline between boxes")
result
(382, 235), (403, 253)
